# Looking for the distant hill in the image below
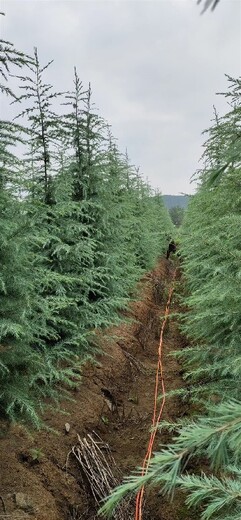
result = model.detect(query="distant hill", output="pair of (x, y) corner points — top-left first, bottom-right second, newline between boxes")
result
(163, 195), (190, 210)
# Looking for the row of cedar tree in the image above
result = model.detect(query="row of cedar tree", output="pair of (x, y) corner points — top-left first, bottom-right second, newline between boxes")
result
(0, 42), (173, 425)
(102, 77), (241, 520)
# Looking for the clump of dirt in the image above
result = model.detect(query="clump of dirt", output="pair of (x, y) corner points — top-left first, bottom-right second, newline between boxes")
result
(0, 258), (193, 520)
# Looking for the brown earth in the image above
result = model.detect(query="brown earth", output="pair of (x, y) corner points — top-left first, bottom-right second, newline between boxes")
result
(0, 258), (194, 520)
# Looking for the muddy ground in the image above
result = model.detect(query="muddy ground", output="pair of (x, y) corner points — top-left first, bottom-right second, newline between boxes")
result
(0, 258), (194, 520)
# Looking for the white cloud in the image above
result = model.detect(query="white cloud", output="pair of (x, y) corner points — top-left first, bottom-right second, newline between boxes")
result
(1, 0), (241, 194)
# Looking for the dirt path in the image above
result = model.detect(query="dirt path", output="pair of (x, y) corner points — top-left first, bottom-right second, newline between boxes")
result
(0, 258), (193, 520)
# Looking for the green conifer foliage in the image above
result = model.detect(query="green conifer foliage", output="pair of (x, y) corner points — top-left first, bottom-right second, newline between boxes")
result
(0, 31), (31, 98)
(99, 140), (141, 300)
(0, 40), (173, 425)
(101, 77), (241, 520)
(0, 191), (35, 422)
(13, 47), (60, 204)
(133, 183), (173, 270)
(0, 39), (45, 424)
(59, 73), (132, 333)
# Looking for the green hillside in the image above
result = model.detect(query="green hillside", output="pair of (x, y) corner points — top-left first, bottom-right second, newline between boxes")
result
(163, 195), (190, 209)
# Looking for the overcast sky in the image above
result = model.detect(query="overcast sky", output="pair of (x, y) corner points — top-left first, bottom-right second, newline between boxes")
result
(1, 0), (241, 194)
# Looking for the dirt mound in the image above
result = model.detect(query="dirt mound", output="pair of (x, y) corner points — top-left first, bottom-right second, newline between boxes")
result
(0, 258), (192, 520)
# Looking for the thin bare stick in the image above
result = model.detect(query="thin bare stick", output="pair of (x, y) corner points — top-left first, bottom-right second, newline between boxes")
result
(70, 432), (134, 520)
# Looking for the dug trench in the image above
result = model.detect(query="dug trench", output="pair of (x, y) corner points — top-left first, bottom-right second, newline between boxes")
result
(0, 258), (194, 520)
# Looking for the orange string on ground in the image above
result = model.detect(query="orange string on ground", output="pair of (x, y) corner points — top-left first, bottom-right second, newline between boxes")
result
(135, 268), (177, 520)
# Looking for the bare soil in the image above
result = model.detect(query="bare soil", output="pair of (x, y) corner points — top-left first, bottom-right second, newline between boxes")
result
(0, 258), (194, 520)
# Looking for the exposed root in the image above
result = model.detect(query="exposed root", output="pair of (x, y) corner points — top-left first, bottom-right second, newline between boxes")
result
(120, 348), (152, 375)
(0, 496), (6, 514)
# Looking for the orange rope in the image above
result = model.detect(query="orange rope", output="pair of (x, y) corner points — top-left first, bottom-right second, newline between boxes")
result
(135, 268), (177, 520)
